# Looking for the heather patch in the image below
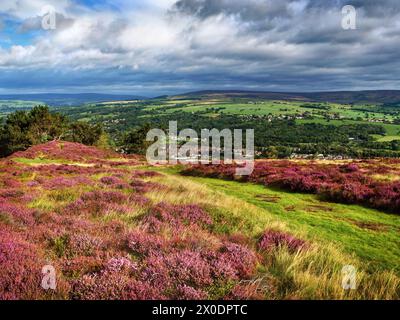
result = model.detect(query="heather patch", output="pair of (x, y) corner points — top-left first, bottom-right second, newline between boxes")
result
(142, 203), (213, 233)
(100, 176), (129, 189)
(130, 179), (166, 193)
(182, 161), (400, 213)
(0, 201), (36, 226)
(131, 171), (162, 179)
(10, 141), (118, 163)
(41, 176), (93, 190)
(0, 229), (45, 300)
(70, 256), (163, 300)
(64, 191), (129, 217)
(258, 230), (308, 253)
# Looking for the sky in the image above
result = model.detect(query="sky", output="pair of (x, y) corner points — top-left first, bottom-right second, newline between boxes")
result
(0, 0), (399, 96)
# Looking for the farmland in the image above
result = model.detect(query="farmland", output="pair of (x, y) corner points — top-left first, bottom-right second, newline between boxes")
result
(2, 92), (400, 150)
(0, 141), (399, 300)
(0, 100), (43, 118)
(35, 93), (398, 159)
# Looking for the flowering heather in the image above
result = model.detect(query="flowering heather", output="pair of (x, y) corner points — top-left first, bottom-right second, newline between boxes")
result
(340, 163), (360, 173)
(62, 256), (105, 278)
(166, 250), (213, 287)
(88, 191), (129, 203)
(138, 244), (257, 297)
(82, 191), (128, 204)
(0, 189), (25, 200)
(258, 230), (308, 253)
(71, 271), (132, 300)
(0, 176), (22, 188)
(68, 234), (104, 257)
(130, 179), (165, 193)
(143, 203), (213, 232)
(71, 257), (163, 300)
(126, 231), (164, 256)
(64, 191), (131, 216)
(131, 171), (162, 179)
(218, 243), (258, 278)
(105, 257), (138, 273)
(0, 229), (44, 300)
(41, 176), (93, 190)
(10, 141), (118, 162)
(100, 176), (128, 189)
(0, 202), (36, 226)
(182, 161), (400, 213)
(174, 285), (207, 300)
(128, 194), (151, 207)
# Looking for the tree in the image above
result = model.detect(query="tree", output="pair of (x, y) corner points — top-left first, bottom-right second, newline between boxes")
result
(120, 123), (152, 155)
(0, 106), (108, 157)
(0, 106), (68, 157)
(67, 122), (104, 146)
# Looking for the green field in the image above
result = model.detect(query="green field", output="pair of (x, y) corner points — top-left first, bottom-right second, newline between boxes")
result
(3, 96), (400, 155)
(60, 98), (400, 142)
(0, 100), (43, 119)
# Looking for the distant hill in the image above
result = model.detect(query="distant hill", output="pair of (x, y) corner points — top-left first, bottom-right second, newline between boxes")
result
(173, 90), (400, 104)
(0, 93), (148, 106)
(3, 90), (400, 106)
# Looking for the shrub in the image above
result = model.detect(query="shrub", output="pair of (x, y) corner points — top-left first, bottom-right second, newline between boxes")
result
(0, 202), (36, 226)
(219, 243), (258, 278)
(126, 231), (164, 256)
(0, 229), (44, 300)
(130, 179), (165, 193)
(142, 203), (213, 232)
(100, 176), (129, 189)
(258, 230), (308, 253)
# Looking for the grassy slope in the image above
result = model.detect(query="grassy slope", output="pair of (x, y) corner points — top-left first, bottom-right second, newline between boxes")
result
(5, 151), (400, 299)
(153, 166), (400, 273)
(142, 166), (399, 299)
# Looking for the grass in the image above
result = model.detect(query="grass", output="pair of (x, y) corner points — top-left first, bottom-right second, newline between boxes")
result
(4, 146), (400, 299)
(143, 166), (399, 299)
(150, 166), (400, 273)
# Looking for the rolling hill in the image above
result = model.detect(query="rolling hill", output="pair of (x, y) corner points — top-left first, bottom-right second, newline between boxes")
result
(0, 141), (399, 300)
(0, 93), (147, 106)
(173, 90), (400, 104)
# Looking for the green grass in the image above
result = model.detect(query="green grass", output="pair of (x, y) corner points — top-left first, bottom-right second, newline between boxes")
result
(374, 135), (400, 142)
(153, 166), (400, 273)
(12, 157), (71, 165)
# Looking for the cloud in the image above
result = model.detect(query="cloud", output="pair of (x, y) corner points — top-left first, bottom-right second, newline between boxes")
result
(0, 0), (399, 94)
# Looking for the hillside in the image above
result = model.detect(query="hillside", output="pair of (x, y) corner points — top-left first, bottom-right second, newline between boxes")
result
(0, 93), (147, 107)
(173, 90), (400, 104)
(0, 141), (399, 300)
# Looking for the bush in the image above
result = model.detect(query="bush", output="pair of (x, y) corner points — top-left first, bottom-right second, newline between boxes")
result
(258, 230), (308, 253)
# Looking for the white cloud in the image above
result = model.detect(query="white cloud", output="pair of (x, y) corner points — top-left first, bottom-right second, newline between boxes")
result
(1, 0), (400, 93)
(0, 0), (71, 19)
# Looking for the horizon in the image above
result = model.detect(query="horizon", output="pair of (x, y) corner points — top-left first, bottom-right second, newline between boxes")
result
(1, 1), (400, 95)
(2, 88), (400, 99)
